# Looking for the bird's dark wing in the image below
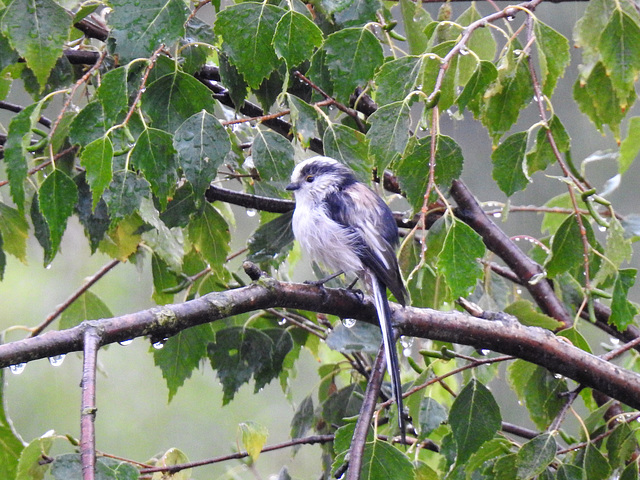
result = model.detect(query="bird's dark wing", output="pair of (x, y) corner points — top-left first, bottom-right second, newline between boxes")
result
(325, 184), (407, 305)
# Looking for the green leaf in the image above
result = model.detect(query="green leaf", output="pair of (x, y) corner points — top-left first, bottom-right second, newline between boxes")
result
(516, 434), (557, 479)
(108, 0), (188, 62)
(141, 71), (216, 133)
(31, 194), (53, 266)
(483, 44), (534, 141)
(545, 215), (587, 278)
(4, 103), (40, 213)
(252, 129), (295, 184)
(287, 95), (319, 149)
(557, 464), (585, 480)
(492, 131), (529, 196)
(95, 66), (129, 122)
(504, 300), (563, 330)
(59, 291), (112, 330)
(51, 454), (139, 480)
(325, 321), (381, 354)
(437, 218), (486, 299)
(583, 443), (611, 480)
(374, 55), (424, 105)
(247, 210), (294, 265)
(154, 449), (190, 480)
(174, 110), (230, 194)
(507, 360), (568, 429)
(130, 128), (177, 209)
(534, 20), (570, 97)
(418, 397), (447, 438)
(456, 60), (498, 113)
(355, 439), (414, 480)
(290, 395), (314, 440)
(103, 170), (151, 222)
(188, 203), (230, 269)
(16, 433), (54, 480)
(273, 10), (323, 68)
(322, 124), (370, 183)
(38, 169), (79, 257)
(366, 100), (411, 172)
(0, 368), (23, 480)
(421, 41), (459, 111)
(621, 462), (639, 480)
(208, 326), (292, 404)
(399, 0), (431, 55)
(214, 2), (284, 89)
(98, 215), (143, 261)
(326, 0), (381, 28)
(239, 421), (269, 462)
(69, 101), (109, 147)
(619, 116), (640, 174)
(154, 323), (214, 402)
(74, 174), (111, 253)
(449, 379), (501, 463)
(610, 269), (640, 331)
(324, 27), (383, 103)
(465, 438), (513, 477)
(0, 0), (71, 90)
(526, 116), (571, 175)
(607, 422), (638, 470)
(80, 136), (114, 211)
(599, 10), (640, 103)
(322, 384), (364, 426)
(139, 198), (184, 272)
(0, 202), (29, 263)
(396, 135), (464, 211)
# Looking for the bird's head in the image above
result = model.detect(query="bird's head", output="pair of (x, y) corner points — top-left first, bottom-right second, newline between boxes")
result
(285, 156), (356, 201)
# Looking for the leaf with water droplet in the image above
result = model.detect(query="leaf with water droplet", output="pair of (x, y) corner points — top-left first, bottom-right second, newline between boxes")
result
(39, 170), (79, 260)
(60, 291), (113, 330)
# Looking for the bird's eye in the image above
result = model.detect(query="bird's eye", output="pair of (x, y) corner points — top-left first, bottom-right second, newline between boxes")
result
(305, 175), (314, 183)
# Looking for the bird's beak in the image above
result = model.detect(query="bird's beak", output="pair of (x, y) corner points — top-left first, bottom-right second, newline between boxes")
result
(285, 182), (299, 191)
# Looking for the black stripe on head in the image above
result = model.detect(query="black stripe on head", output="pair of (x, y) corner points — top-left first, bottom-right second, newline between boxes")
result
(300, 160), (357, 189)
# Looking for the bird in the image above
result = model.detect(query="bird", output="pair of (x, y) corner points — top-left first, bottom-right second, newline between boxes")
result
(285, 156), (408, 440)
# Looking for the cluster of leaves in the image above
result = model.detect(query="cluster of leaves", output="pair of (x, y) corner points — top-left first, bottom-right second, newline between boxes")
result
(1, 0), (640, 478)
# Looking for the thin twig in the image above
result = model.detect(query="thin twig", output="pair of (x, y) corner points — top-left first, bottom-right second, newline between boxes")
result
(29, 260), (120, 337)
(80, 324), (103, 480)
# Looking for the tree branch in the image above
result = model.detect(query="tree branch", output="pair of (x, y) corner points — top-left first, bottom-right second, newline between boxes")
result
(81, 323), (102, 480)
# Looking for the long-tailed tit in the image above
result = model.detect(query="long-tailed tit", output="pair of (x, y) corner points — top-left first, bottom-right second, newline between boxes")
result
(286, 156), (408, 438)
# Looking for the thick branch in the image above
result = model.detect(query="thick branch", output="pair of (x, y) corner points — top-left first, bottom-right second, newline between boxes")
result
(2, 276), (640, 411)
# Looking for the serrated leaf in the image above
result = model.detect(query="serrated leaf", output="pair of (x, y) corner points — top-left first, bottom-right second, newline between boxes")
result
(59, 291), (112, 330)
(39, 169), (79, 257)
(621, 462), (639, 480)
(607, 422), (638, 470)
(154, 323), (214, 402)
(456, 60), (498, 113)
(504, 300), (563, 330)
(69, 101), (109, 147)
(465, 438), (513, 477)
(95, 67), (129, 122)
(139, 198), (184, 272)
(418, 397), (447, 438)
(492, 131), (529, 196)
(374, 55), (424, 105)
(75, 173), (111, 253)
(80, 136), (114, 211)
(0, 0), (71, 90)
(516, 434), (557, 479)
(322, 124), (370, 183)
(174, 110), (230, 194)
(3, 103), (40, 214)
(108, 0), (188, 63)
(610, 269), (640, 331)
(290, 395), (314, 440)
(456, 4), (496, 85)
(534, 20), (570, 97)
(239, 421), (269, 462)
(0, 371), (23, 479)
(583, 443), (611, 480)
(325, 321), (381, 354)
(153, 448), (190, 480)
(545, 215), (586, 278)
(287, 95), (319, 149)
(557, 464), (585, 480)
(399, 0), (431, 55)
(141, 71), (215, 133)
(366, 100), (411, 172)
(98, 214), (143, 261)
(507, 360), (568, 429)
(103, 170), (151, 222)
(449, 379), (501, 463)
(252, 129), (295, 184)
(31, 194), (53, 266)
(322, 384), (364, 426)
(324, 27), (383, 103)
(0, 202), (29, 263)
(188, 203), (230, 269)
(130, 128), (177, 209)
(327, 0), (381, 27)
(51, 454), (139, 480)
(526, 116), (571, 175)
(437, 218), (486, 299)
(159, 183), (196, 228)
(396, 135), (464, 211)
(214, 2), (284, 89)
(484, 45), (534, 141)
(16, 433), (53, 480)
(273, 10), (323, 68)
(599, 10), (640, 103)
(619, 116), (640, 174)
(421, 41), (459, 111)
(247, 210), (294, 265)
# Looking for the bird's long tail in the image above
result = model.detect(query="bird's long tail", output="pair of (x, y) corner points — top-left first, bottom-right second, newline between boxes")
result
(371, 274), (406, 442)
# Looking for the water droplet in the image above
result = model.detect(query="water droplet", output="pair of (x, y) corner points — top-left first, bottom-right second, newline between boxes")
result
(610, 337), (621, 345)
(246, 208), (257, 217)
(45, 264), (52, 270)
(342, 318), (356, 328)
(598, 225), (606, 232)
(459, 47), (469, 56)
(48, 354), (65, 367)
(10, 363), (26, 375)
(152, 340), (165, 350)
(553, 373), (563, 380)
(518, 400), (523, 406)
(403, 348), (411, 357)
(514, 237), (520, 242)
(493, 212), (502, 219)
(516, 288), (523, 295)
(479, 349), (490, 356)
(506, 14), (516, 22)
(118, 339), (133, 346)
(278, 318), (287, 326)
